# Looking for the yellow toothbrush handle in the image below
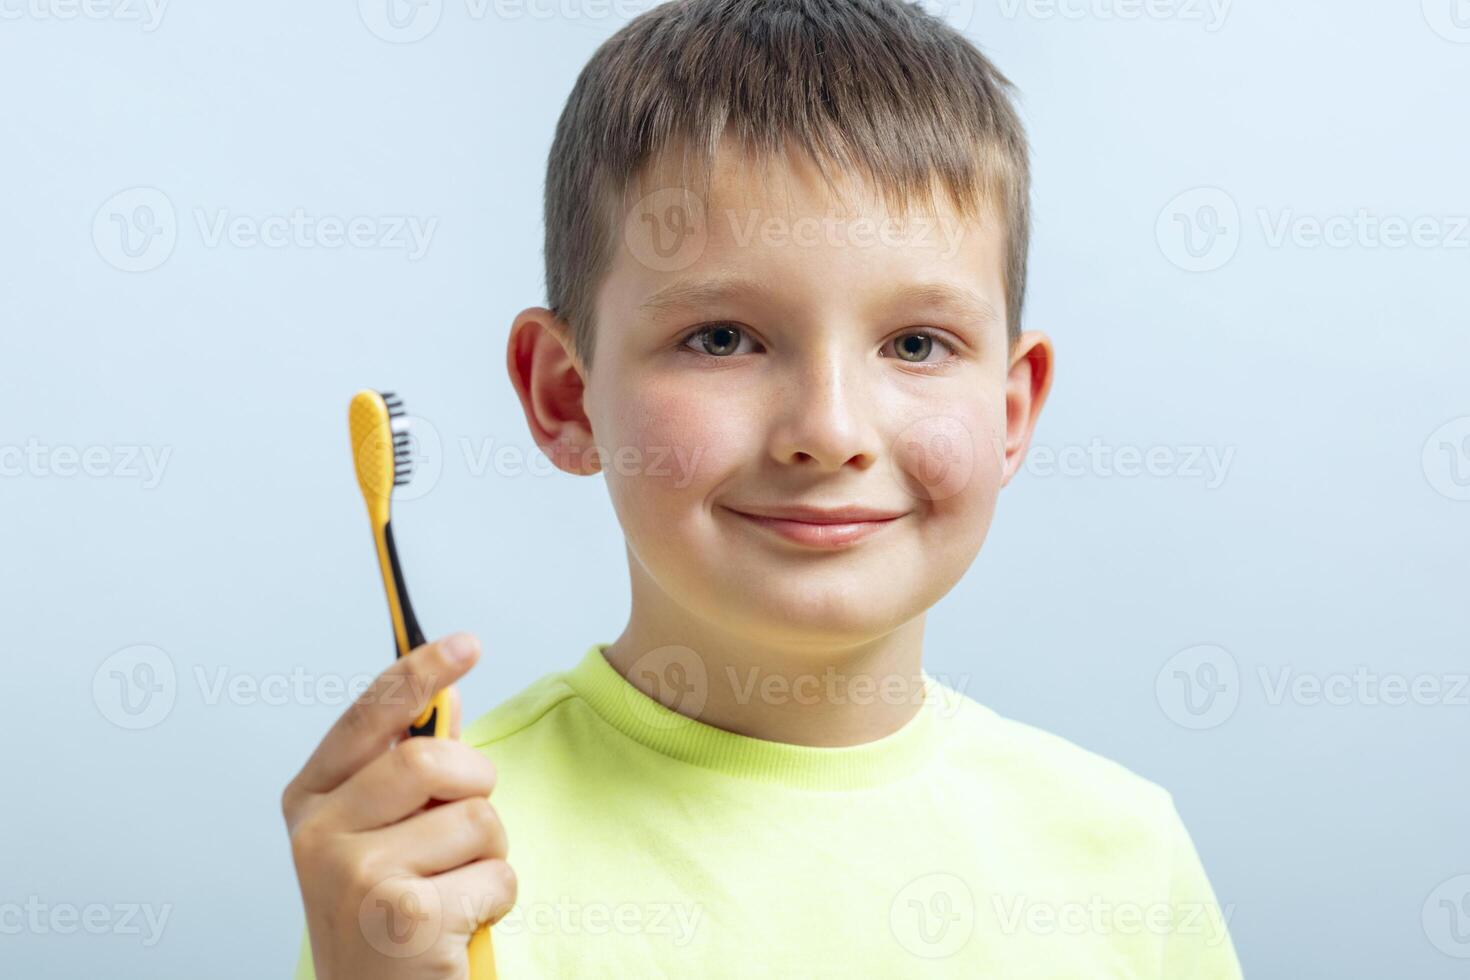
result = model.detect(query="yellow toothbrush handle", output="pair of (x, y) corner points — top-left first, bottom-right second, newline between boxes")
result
(411, 691), (497, 977)
(397, 682), (496, 976)
(468, 924), (497, 979)
(373, 525), (498, 974)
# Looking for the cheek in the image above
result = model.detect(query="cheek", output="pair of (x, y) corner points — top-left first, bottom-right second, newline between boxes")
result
(889, 403), (1007, 515)
(599, 380), (747, 507)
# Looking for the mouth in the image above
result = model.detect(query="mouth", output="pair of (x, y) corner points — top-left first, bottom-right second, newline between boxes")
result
(719, 504), (909, 550)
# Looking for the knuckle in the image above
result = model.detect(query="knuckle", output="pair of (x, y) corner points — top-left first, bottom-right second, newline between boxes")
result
(279, 780), (299, 822)
(449, 742), (498, 788)
(478, 756), (499, 792)
(488, 861), (518, 922)
(288, 816), (325, 865)
(461, 796), (500, 841)
(347, 850), (394, 898)
(441, 740), (496, 784)
(396, 734), (441, 780)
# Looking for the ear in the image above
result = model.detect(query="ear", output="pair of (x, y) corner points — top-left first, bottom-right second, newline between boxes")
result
(1000, 329), (1055, 488)
(505, 307), (600, 476)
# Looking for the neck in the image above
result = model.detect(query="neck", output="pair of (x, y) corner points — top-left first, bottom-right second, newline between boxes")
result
(601, 558), (929, 747)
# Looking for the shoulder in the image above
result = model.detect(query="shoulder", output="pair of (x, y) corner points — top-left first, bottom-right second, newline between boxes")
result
(933, 685), (1181, 843)
(460, 665), (582, 751)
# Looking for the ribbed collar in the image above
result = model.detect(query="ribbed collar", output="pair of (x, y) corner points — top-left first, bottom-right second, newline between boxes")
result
(562, 643), (946, 791)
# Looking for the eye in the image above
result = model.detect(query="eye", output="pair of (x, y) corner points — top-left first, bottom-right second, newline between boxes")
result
(681, 323), (758, 357)
(884, 331), (957, 365)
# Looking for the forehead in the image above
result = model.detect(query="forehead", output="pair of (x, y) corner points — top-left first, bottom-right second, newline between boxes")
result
(600, 136), (1008, 328)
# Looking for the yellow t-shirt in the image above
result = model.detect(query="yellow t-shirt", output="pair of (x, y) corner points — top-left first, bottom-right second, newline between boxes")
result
(294, 643), (1242, 978)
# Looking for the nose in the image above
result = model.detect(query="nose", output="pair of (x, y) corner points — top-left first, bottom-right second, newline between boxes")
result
(767, 343), (882, 472)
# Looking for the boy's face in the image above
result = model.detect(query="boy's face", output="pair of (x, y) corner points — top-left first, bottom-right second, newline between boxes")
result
(514, 140), (1051, 654)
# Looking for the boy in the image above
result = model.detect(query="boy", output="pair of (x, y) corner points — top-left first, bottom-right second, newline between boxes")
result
(282, 0), (1243, 975)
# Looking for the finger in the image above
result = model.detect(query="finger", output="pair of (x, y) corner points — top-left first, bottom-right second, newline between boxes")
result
(293, 633), (481, 797)
(435, 858), (517, 936)
(316, 735), (498, 832)
(370, 796), (508, 877)
(449, 685), (462, 741)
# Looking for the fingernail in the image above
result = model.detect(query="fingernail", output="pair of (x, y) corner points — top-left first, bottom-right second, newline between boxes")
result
(444, 633), (478, 663)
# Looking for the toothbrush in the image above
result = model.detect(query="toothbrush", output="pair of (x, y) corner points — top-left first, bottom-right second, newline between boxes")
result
(348, 388), (498, 979)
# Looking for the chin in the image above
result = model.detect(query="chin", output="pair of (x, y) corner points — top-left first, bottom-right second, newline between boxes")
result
(709, 579), (922, 649)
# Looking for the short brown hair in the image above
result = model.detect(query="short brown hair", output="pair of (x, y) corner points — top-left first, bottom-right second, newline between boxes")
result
(544, 0), (1031, 370)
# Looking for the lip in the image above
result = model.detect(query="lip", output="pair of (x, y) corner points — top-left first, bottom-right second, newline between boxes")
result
(721, 504), (908, 549)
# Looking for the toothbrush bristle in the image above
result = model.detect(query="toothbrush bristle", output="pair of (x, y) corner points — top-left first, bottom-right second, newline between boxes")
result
(381, 390), (413, 485)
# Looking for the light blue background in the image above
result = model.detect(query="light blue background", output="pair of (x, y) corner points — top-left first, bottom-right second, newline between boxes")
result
(3, 1), (1467, 977)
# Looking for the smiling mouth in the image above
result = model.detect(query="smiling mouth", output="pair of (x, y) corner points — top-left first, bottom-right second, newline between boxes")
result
(720, 506), (907, 550)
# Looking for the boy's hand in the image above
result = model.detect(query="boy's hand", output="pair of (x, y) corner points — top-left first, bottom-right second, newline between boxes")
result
(281, 633), (515, 980)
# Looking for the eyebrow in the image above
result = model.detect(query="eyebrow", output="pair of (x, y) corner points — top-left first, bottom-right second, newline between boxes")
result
(886, 282), (1002, 329)
(637, 276), (1002, 329)
(637, 276), (776, 317)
